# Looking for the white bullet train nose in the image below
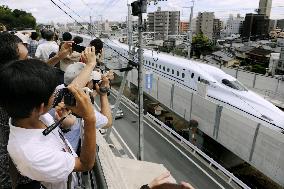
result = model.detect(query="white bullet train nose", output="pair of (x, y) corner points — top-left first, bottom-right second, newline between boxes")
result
(243, 90), (284, 130)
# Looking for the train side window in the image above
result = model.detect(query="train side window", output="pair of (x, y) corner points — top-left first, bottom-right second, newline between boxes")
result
(172, 69), (174, 74)
(152, 62), (154, 66)
(182, 73), (185, 78)
(155, 64), (157, 68)
(177, 71), (180, 77)
(159, 65), (161, 69)
(167, 68), (170, 72)
(163, 66), (165, 71)
(191, 73), (194, 78)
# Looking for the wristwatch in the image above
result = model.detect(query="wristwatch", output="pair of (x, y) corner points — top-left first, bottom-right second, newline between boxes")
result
(99, 86), (110, 94)
(140, 184), (150, 189)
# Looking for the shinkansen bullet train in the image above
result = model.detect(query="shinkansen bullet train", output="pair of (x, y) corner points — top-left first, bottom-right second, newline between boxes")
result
(103, 40), (284, 132)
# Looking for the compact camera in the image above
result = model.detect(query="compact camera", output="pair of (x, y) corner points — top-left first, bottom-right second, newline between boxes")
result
(63, 88), (76, 106)
(53, 87), (77, 108)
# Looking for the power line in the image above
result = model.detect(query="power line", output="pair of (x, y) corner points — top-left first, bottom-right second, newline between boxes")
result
(98, 0), (120, 15)
(57, 0), (91, 25)
(54, 0), (136, 56)
(49, 0), (137, 64)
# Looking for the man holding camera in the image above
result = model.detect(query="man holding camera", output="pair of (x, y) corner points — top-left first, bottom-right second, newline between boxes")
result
(0, 44), (101, 188)
(0, 32), (81, 188)
(54, 61), (112, 152)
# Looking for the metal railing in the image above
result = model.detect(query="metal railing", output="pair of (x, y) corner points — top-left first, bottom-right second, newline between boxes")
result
(146, 113), (250, 189)
(93, 146), (108, 189)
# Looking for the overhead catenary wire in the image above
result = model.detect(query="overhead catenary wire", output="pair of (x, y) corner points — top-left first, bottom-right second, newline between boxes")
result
(52, 0), (137, 58)
(49, 0), (138, 65)
(57, 0), (88, 23)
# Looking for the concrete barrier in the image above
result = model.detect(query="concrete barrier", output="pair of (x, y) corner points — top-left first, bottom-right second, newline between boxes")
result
(221, 67), (238, 78)
(173, 85), (192, 118)
(218, 108), (258, 162)
(191, 94), (218, 136)
(278, 81), (284, 95)
(251, 125), (284, 186)
(237, 71), (255, 88)
(157, 77), (172, 107)
(255, 75), (278, 92)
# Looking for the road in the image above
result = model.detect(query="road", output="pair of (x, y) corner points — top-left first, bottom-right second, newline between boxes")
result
(96, 96), (234, 189)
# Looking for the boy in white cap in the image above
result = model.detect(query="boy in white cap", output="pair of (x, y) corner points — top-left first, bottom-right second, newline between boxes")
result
(54, 62), (112, 152)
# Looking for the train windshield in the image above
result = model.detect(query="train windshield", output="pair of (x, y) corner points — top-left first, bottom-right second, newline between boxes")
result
(222, 79), (248, 91)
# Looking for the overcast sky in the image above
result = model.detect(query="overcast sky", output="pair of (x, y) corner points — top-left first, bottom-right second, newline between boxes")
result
(1, 0), (284, 23)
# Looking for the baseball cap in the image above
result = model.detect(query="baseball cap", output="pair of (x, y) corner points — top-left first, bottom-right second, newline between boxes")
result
(64, 62), (95, 85)
(92, 70), (102, 81)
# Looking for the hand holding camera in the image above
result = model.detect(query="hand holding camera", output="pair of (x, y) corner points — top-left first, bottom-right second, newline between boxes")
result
(58, 41), (73, 60)
(55, 102), (76, 129)
(106, 70), (114, 81)
(65, 85), (95, 121)
(94, 75), (110, 96)
(81, 47), (97, 66)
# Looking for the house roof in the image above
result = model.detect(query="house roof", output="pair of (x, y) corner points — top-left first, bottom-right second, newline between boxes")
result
(246, 48), (272, 56)
(273, 47), (282, 53)
(212, 51), (235, 62)
(236, 46), (255, 53)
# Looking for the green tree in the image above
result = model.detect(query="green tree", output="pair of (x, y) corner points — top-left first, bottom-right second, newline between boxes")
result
(192, 33), (214, 58)
(172, 48), (187, 57)
(251, 64), (266, 74)
(0, 5), (36, 30)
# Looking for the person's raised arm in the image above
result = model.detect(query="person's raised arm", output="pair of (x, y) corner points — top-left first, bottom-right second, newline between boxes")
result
(66, 85), (96, 171)
(46, 41), (73, 66)
(95, 76), (112, 128)
(71, 47), (96, 88)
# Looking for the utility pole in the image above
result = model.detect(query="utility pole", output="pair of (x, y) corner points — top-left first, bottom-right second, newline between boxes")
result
(106, 3), (134, 142)
(128, 4), (133, 50)
(137, 3), (144, 161)
(131, 0), (148, 160)
(89, 16), (93, 37)
(186, 0), (195, 59)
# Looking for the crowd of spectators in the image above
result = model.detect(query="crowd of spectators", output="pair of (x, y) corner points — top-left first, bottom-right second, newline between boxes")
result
(0, 30), (194, 189)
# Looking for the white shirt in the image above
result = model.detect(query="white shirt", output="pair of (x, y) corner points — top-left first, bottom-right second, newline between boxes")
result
(35, 41), (59, 62)
(8, 114), (77, 189)
(38, 39), (46, 45)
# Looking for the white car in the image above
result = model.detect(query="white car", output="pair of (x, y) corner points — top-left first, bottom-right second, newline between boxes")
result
(111, 105), (124, 119)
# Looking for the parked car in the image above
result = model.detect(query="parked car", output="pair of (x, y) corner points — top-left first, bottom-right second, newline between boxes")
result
(111, 105), (124, 119)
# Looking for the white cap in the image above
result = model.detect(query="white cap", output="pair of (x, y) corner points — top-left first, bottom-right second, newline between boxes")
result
(14, 32), (29, 44)
(64, 62), (94, 85)
(92, 70), (102, 81)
